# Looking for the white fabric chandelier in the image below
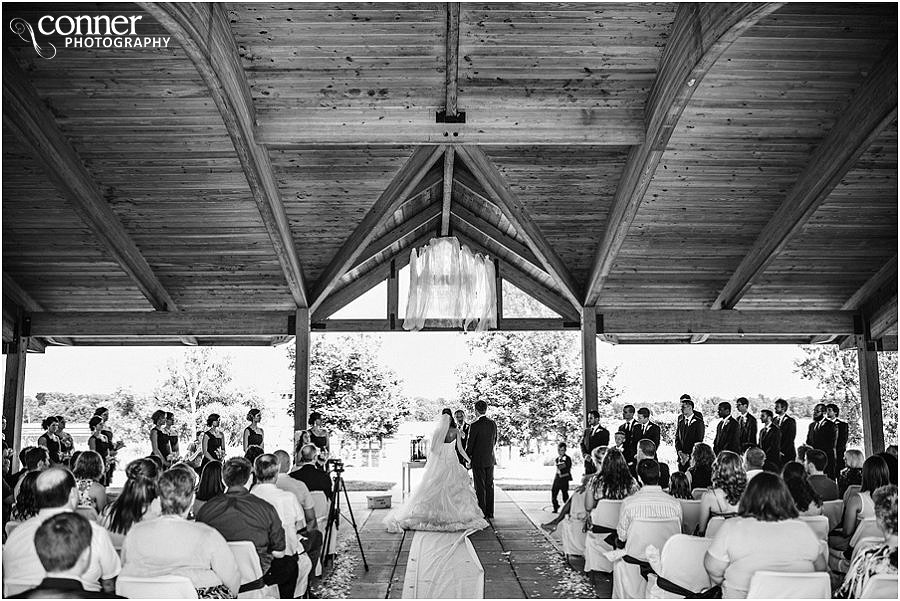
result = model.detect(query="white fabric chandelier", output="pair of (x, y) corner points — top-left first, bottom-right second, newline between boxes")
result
(403, 237), (497, 332)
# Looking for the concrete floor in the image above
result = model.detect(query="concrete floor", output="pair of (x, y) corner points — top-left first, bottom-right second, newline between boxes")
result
(333, 488), (609, 599)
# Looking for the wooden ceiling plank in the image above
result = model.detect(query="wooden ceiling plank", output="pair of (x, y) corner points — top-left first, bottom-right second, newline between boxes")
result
(141, 2), (309, 308)
(2, 275), (73, 347)
(441, 147), (455, 236)
(445, 2), (461, 117)
(710, 45), (898, 311)
(351, 204), (442, 272)
(310, 145), (446, 312)
(870, 293), (898, 340)
(584, 3), (784, 306)
(456, 145), (582, 314)
(449, 207), (541, 271)
(30, 311), (291, 338)
(599, 309), (855, 336)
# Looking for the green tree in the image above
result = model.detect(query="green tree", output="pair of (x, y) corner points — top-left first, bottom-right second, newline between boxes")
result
(795, 346), (898, 446)
(288, 334), (409, 443)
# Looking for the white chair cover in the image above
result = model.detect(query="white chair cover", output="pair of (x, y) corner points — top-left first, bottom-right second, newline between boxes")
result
(3, 578), (36, 597)
(294, 550), (313, 598)
(228, 541), (280, 600)
(851, 518), (883, 547)
(822, 499), (843, 532)
(860, 573), (898, 599)
(559, 490), (588, 556)
(746, 571), (830, 599)
(309, 489), (339, 576)
(799, 515), (830, 541)
(646, 535), (713, 599)
(583, 499), (622, 573)
(843, 485), (861, 505)
(691, 488), (708, 500)
(704, 516), (726, 538)
(115, 575), (199, 599)
(679, 500), (702, 535)
(611, 517), (681, 599)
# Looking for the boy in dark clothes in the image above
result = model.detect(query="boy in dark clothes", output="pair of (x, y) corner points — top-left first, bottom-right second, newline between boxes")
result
(551, 442), (573, 512)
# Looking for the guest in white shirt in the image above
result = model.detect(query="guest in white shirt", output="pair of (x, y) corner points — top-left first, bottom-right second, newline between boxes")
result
(273, 449), (317, 531)
(616, 459), (682, 542)
(2, 467), (120, 593)
(251, 454), (306, 556)
(704, 472), (825, 598)
(121, 468), (239, 598)
(742, 447), (766, 481)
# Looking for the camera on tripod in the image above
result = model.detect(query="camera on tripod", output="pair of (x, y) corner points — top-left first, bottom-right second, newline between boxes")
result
(329, 458), (344, 474)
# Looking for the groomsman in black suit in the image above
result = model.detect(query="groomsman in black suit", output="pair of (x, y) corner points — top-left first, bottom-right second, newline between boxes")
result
(580, 410), (610, 475)
(617, 405), (638, 464)
(454, 409), (470, 466)
(774, 398), (797, 464)
(675, 395), (704, 472)
(758, 409), (782, 470)
(807, 402), (838, 478)
(466, 400), (498, 519)
(736, 397), (758, 450)
(635, 408), (661, 451)
(827, 403), (849, 473)
(713, 401), (741, 455)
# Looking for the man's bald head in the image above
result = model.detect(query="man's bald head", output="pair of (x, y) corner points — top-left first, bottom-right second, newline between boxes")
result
(299, 443), (319, 464)
(273, 450), (292, 473)
(36, 467), (77, 510)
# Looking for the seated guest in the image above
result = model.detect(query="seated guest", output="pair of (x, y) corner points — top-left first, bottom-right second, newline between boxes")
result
(14, 447), (50, 498)
(9, 472), (41, 527)
(122, 468), (239, 598)
(630, 439), (670, 489)
(9, 447), (35, 489)
(616, 459), (682, 542)
(9, 512), (124, 599)
(196, 457), (297, 598)
(290, 443), (333, 499)
(100, 458), (160, 548)
(73, 451), (107, 514)
(743, 447), (766, 481)
(838, 449), (864, 497)
(273, 449), (318, 532)
(667, 472), (693, 500)
(796, 444), (811, 463)
(585, 448), (638, 514)
(193, 460), (225, 515)
(3, 468), (121, 593)
(698, 451), (746, 535)
(804, 449), (839, 501)
(612, 430), (627, 458)
(832, 454), (891, 550)
(877, 451), (898, 486)
(835, 484), (898, 598)
(687, 442), (715, 489)
(704, 472), (825, 598)
(781, 461), (823, 516)
(251, 454), (308, 558)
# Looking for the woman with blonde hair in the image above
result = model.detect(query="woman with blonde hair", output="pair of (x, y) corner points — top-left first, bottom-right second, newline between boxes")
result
(698, 450), (747, 535)
(838, 449), (865, 497)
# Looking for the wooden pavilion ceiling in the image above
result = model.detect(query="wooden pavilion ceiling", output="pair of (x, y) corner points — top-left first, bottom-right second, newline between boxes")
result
(2, 2), (897, 348)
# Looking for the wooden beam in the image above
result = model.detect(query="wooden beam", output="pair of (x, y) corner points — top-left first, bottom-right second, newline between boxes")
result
(29, 312), (292, 338)
(870, 293), (898, 340)
(294, 307), (310, 433)
(141, 2), (308, 308)
(387, 260), (399, 327)
(450, 202), (541, 269)
(709, 46), (898, 310)
(857, 330), (885, 455)
(311, 145), (446, 313)
(312, 318), (574, 332)
(456, 145), (582, 314)
(581, 308), (599, 420)
(351, 204), (442, 272)
(441, 147), (455, 236)
(585, 3), (782, 306)
(444, 3), (461, 117)
(3, 307), (26, 469)
(598, 310), (855, 336)
(452, 231), (580, 322)
(2, 275), (73, 347)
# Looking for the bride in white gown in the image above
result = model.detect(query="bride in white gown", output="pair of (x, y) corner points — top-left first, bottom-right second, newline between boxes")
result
(384, 409), (489, 533)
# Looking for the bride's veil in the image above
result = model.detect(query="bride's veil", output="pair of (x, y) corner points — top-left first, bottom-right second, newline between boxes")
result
(430, 412), (451, 455)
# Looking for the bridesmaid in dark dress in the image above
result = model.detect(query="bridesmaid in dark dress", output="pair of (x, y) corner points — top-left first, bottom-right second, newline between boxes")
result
(165, 412), (180, 461)
(87, 416), (112, 484)
(201, 413), (226, 468)
(308, 411), (330, 471)
(243, 409), (264, 452)
(93, 407), (123, 484)
(149, 410), (172, 467)
(37, 417), (62, 465)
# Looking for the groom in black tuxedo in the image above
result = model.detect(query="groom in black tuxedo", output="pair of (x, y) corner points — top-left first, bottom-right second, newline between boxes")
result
(466, 400), (498, 519)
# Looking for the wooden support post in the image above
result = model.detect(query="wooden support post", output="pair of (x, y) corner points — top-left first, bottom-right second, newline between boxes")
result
(294, 308), (311, 437)
(3, 310), (27, 471)
(857, 333), (885, 455)
(494, 259), (503, 324)
(581, 308), (598, 425)
(387, 260), (399, 329)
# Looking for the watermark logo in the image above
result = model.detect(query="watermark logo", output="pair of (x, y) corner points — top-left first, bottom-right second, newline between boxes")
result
(8, 14), (170, 59)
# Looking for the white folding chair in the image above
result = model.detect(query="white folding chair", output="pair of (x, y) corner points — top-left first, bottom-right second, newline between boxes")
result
(228, 541), (280, 599)
(843, 484), (861, 505)
(691, 488), (708, 500)
(679, 500), (702, 535)
(645, 535), (712, 599)
(115, 575), (199, 599)
(746, 571), (830, 599)
(822, 499), (843, 532)
(704, 516), (726, 538)
(310, 489), (339, 574)
(559, 489), (588, 557)
(3, 578), (37, 597)
(851, 518), (883, 547)
(860, 573), (898, 599)
(799, 515), (830, 541)
(583, 499), (622, 573)
(612, 517), (681, 599)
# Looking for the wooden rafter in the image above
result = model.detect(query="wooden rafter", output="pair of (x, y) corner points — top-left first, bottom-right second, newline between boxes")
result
(142, 2), (309, 308)
(2, 56), (197, 346)
(709, 46), (898, 311)
(441, 147), (455, 236)
(598, 309), (855, 337)
(350, 204), (442, 272)
(456, 145), (582, 314)
(584, 3), (783, 306)
(450, 213), (541, 274)
(310, 145), (446, 313)
(445, 3), (461, 117)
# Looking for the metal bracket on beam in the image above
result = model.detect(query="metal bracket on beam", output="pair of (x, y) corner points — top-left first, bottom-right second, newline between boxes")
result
(596, 312), (604, 334)
(287, 314), (296, 334)
(436, 110), (466, 123)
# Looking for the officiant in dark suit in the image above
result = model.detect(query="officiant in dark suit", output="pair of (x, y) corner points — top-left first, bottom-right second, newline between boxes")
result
(466, 400), (498, 519)
(580, 410), (609, 474)
(454, 409), (470, 466)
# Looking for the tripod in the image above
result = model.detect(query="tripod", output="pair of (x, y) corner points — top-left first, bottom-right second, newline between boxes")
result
(320, 466), (369, 573)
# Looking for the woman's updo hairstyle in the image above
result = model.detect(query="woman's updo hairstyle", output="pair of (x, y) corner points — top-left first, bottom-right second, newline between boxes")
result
(206, 413), (221, 427)
(151, 410), (166, 425)
(89, 416), (104, 430)
(247, 408), (261, 422)
(93, 407), (108, 417)
(41, 416), (59, 430)
(309, 411), (322, 426)
(441, 408), (456, 429)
